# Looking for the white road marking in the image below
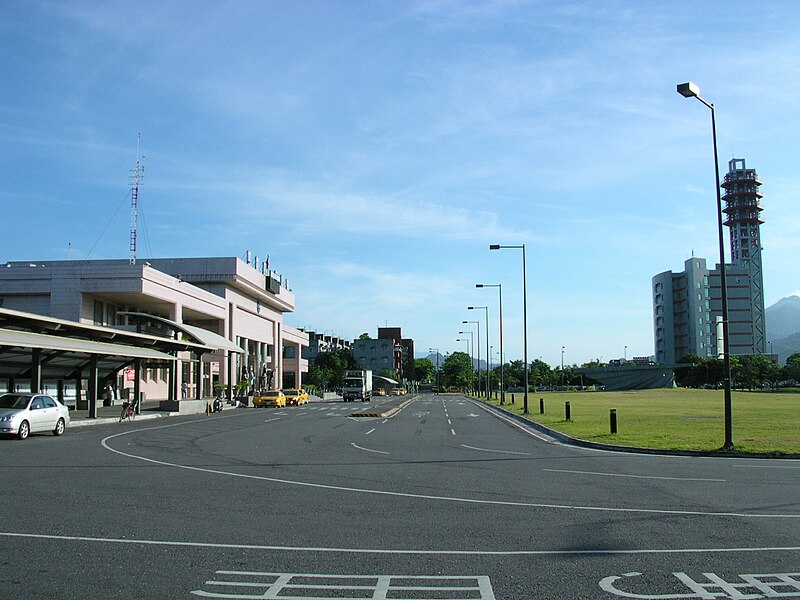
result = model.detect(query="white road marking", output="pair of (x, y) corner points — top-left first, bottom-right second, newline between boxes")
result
(2, 531), (799, 557)
(263, 418), (280, 423)
(381, 419), (388, 424)
(365, 428), (375, 435)
(97, 418), (800, 519)
(600, 571), (800, 599)
(544, 469), (726, 482)
(461, 444), (530, 456)
(192, 572), (496, 599)
(450, 428), (456, 436)
(350, 442), (389, 455)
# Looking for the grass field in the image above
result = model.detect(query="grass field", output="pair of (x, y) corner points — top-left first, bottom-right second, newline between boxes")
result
(472, 388), (800, 454)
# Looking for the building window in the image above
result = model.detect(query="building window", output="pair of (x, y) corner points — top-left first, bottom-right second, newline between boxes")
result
(93, 300), (104, 325)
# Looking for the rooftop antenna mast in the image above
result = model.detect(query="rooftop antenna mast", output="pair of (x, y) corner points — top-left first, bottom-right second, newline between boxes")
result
(130, 133), (145, 265)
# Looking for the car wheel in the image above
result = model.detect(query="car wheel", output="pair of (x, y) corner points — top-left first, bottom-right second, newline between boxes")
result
(18, 420), (30, 440)
(53, 418), (66, 436)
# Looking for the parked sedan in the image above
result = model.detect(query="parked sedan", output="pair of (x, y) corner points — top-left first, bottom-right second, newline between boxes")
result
(0, 393), (70, 440)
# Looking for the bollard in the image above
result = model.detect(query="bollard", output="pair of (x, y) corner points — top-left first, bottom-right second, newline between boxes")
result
(565, 401), (571, 421)
(511, 393), (515, 404)
(539, 398), (545, 414)
(610, 409), (617, 434)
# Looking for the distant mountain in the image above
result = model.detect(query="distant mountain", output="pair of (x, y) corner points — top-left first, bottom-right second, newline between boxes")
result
(766, 294), (800, 363)
(417, 352), (487, 371)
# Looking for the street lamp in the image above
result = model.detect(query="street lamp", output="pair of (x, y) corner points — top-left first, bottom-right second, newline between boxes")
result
(561, 345), (565, 389)
(477, 283), (504, 404)
(468, 306), (490, 400)
(458, 330), (474, 393)
(463, 320), (480, 397)
(677, 80), (733, 450)
(624, 345), (627, 362)
(490, 244), (529, 413)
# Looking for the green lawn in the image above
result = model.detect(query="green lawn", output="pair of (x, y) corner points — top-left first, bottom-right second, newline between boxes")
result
(473, 388), (800, 454)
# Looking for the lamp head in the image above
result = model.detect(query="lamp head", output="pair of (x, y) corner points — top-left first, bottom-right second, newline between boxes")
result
(476, 284), (484, 288)
(489, 244), (500, 250)
(677, 81), (700, 98)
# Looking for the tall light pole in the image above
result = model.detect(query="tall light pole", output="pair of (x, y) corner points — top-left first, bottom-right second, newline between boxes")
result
(677, 80), (733, 450)
(458, 330), (475, 393)
(490, 244), (529, 413)
(624, 345), (627, 362)
(468, 306), (490, 400)
(429, 347), (440, 392)
(477, 283), (503, 404)
(463, 320), (480, 397)
(561, 345), (565, 389)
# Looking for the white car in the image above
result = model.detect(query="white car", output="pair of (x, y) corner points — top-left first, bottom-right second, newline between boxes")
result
(0, 393), (70, 440)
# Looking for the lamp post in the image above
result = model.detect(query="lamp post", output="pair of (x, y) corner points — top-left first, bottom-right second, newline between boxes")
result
(624, 345), (627, 362)
(561, 345), (565, 389)
(429, 347), (440, 392)
(477, 283), (504, 404)
(458, 330), (475, 394)
(463, 320), (480, 397)
(456, 336), (471, 386)
(677, 80), (733, 450)
(468, 306), (490, 400)
(490, 244), (529, 413)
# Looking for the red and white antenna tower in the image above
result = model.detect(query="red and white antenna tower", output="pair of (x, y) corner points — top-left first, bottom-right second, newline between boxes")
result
(129, 134), (145, 265)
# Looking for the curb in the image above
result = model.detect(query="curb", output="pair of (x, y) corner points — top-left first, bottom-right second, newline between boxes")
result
(472, 397), (800, 460)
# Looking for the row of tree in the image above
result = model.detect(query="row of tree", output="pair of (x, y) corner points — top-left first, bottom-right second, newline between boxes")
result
(306, 348), (800, 394)
(675, 353), (800, 390)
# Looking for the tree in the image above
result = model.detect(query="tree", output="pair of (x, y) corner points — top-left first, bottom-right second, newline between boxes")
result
(441, 352), (473, 391)
(530, 359), (554, 389)
(675, 354), (701, 387)
(414, 358), (436, 383)
(732, 354), (777, 390)
(306, 349), (358, 390)
(783, 353), (800, 384)
(359, 333), (371, 339)
(503, 360), (525, 389)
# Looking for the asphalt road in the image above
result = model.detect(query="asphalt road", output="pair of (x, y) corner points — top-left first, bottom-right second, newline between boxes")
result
(1, 393), (798, 599)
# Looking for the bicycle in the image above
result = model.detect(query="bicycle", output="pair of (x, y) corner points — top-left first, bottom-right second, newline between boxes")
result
(119, 401), (136, 422)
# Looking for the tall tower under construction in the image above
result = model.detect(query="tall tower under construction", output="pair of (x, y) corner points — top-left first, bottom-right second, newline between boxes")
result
(652, 157), (767, 364)
(721, 158), (766, 354)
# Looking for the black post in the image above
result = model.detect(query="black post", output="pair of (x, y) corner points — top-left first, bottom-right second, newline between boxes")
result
(565, 401), (571, 421)
(610, 409), (617, 434)
(539, 397), (544, 414)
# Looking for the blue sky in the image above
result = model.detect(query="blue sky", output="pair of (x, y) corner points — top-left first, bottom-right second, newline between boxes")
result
(2, 1), (800, 367)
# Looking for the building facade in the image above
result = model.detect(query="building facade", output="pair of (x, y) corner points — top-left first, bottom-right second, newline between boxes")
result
(652, 158), (766, 364)
(352, 327), (414, 381)
(0, 257), (308, 399)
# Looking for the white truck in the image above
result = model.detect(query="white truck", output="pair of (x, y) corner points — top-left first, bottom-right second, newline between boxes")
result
(342, 370), (372, 402)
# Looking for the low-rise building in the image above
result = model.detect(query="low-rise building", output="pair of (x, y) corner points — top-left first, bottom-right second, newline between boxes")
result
(0, 257), (308, 399)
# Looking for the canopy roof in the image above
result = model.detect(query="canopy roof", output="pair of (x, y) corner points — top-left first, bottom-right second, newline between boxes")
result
(0, 307), (235, 384)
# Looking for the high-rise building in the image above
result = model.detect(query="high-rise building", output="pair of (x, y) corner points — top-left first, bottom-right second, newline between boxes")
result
(652, 158), (766, 364)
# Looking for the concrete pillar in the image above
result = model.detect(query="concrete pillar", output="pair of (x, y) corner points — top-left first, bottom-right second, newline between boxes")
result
(87, 355), (98, 419)
(57, 379), (65, 405)
(133, 358), (142, 413)
(30, 348), (42, 393)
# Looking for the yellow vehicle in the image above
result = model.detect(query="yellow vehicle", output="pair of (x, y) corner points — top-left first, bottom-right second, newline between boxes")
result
(283, 388), (309, 406)
(253, 390), (286, 407)
(374, 388), (386, 396)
